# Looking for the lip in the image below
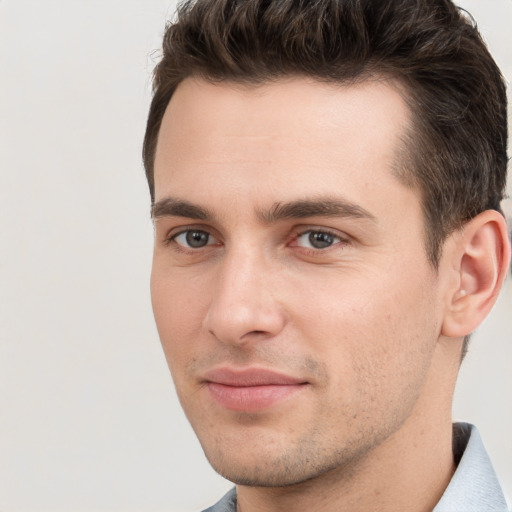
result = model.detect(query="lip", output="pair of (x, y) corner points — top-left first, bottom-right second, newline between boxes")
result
(202, 367), (308, 412)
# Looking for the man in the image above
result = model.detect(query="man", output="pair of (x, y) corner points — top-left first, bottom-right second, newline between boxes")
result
(143, 0), (511, 510)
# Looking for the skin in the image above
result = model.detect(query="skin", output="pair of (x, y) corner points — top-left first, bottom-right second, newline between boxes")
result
(150, 77), (509, 512)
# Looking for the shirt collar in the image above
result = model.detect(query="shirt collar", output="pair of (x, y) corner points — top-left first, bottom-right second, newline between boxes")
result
(433, 423), (509, 511)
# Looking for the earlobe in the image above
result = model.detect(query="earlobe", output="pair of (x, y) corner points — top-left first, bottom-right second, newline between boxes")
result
(441, 210), (511, 338)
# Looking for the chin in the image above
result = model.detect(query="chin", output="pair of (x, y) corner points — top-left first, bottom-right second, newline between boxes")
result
(209, 458), (317, 487)
(201, 436), (354, 488)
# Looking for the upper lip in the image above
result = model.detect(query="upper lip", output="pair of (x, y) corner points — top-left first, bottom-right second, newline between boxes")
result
(203, 367), (307, 387)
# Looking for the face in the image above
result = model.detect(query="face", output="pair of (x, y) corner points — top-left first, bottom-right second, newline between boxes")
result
(151, 77), (445, 486)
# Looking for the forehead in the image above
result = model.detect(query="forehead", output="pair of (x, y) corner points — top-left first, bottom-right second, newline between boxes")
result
(153, 77), (416, 214)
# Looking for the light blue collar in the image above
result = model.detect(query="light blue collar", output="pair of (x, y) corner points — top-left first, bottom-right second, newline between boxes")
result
(434, 423), (509, 511)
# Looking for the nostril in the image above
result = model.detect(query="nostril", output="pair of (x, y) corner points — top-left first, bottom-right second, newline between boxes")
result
(204, 297), (287, 346)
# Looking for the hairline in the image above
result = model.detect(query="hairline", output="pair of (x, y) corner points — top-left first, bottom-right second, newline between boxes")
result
(150, 71), (442, 266)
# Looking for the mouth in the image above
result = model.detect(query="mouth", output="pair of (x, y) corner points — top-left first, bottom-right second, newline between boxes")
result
(202, 367), (309, 413)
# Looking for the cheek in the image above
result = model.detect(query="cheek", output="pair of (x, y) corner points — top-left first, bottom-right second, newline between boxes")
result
(292, 264), (438, 387)
(150, 264), (211, 368)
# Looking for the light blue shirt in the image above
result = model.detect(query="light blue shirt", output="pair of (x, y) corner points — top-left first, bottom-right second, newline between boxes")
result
(434, 423), (508, 511)
(202, 423), (509, 512)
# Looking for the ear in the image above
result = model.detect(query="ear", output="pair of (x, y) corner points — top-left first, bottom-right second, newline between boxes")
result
(441, 210), (511, 338)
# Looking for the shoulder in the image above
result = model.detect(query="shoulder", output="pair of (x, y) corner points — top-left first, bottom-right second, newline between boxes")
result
(201, 487), (237, 512)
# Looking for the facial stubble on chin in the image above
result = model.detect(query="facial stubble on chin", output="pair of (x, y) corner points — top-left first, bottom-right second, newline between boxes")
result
(202, 412), (392, 490)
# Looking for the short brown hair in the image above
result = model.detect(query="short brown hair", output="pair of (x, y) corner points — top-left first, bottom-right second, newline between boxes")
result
(143, 0), (508, 266)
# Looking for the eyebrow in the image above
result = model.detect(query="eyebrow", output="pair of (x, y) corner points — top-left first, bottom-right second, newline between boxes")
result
(152, 198), (212, 220)
(260, 197), (377, 223)
(151, 196), (377, 224)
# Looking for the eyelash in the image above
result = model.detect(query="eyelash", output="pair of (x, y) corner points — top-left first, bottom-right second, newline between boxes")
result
(293, 228), (349, 252)
(164, 227), (218, 252)
(164, 226), (349, 254)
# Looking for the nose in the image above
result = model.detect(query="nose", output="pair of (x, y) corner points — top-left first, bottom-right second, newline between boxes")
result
(203, 247), (287, 346)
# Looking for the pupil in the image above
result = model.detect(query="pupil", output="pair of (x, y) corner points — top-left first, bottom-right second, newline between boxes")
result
(186, 230), (208, 248)
(309, 232), (333, 249)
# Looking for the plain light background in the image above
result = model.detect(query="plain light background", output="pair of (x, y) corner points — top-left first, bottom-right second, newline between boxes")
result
(0, 1), (510, 511)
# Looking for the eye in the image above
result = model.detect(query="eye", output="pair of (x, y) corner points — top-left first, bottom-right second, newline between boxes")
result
(172, 229), (217, 249)
(295, 230), (343, 249)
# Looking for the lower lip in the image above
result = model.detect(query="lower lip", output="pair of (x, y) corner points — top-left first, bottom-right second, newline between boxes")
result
(206, 382), (306, 412)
